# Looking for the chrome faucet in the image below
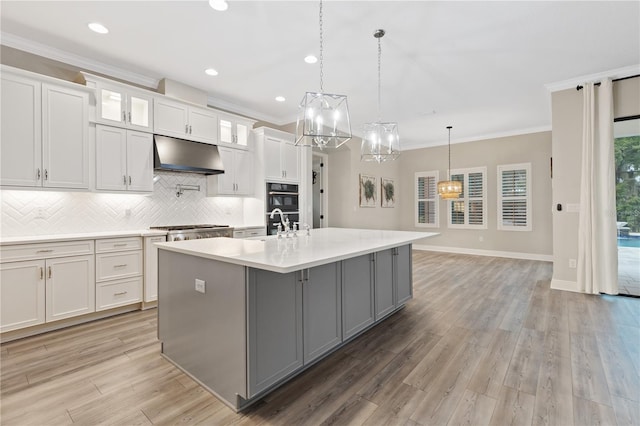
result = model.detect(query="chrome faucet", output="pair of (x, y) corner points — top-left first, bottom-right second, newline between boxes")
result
(270, 208), (289, 238)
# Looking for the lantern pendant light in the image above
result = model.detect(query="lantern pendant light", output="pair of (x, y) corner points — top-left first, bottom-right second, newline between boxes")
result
(295, 0), (352, 149)
(361, 29), (400, 162)
(437, 126), (462, 199)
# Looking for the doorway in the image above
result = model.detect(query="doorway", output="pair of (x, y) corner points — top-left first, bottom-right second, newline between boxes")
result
(614, 117), (640, 296)
(312, 153), (329, 228)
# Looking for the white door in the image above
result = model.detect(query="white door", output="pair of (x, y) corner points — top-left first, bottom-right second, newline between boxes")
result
(189, 107), (218, 144)
(45, 255), (95, 322)
(216, 147), (236, 194)
(281, 141), (299, 182)
(0, 260), (46, 332)
(126, 130), (154, 192)
(42, 83), (89, 189)
(0, 73), (42, 187)
(96, 125), (127, 191)
(234, 149), (253, 195)
(97, 84), (126, 127)
(154, 98), (188, 139)
(126, 92), (153, 132)
(264, 137), (283, 180)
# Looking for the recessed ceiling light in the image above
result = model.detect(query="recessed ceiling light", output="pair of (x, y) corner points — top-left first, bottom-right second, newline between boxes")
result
(209, 0), (228, 11)
(205, 68), (219, 76)
(88, 22), (109, 34)
(275, 96), (286, 102)
(304, 55), (318, 64)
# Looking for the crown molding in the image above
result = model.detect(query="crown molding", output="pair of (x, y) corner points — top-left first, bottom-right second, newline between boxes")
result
(1, 31), (160, 88)
(545, 64), (640, 93)
(1, 31), (286, 125)
(401, 125), (552, 151)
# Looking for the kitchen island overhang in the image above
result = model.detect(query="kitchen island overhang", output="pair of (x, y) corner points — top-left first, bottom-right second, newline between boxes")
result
(156, 228), (437, 411)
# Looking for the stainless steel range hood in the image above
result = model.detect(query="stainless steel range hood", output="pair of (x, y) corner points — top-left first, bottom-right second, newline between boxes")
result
(153, 135), (225, 175)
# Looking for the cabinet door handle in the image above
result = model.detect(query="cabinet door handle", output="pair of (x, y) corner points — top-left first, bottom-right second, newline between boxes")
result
(36, 168), (41, 181)
(185, 124), (189, 134)
(39, 267), (44, 280)
(44, 170), (48, 181)
(189, 125), (193, 134)
(114, 291), (128, 296)
(36, 249), (53, 253)
(123, 111), (127, 122)
(123, 175), (127, 185)
(128, 111), (131, 123)
(48, 266), (52, 279)
(113, 243), (128, 247)
(113, 264), (128, 268)
(129, 176), (132, 185)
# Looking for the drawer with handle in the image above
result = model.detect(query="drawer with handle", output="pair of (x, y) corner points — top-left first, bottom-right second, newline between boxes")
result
(96, 251), (142, 281)
(0, 240), (94, 263)
(96, 276), (142, 311)
(95, 237), (142, 253)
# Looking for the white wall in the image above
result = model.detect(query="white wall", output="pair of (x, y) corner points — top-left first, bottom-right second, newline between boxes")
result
(0, 171), (260, 237)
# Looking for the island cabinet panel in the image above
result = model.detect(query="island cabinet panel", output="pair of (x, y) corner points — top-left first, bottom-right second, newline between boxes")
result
(375, 249), (396, 320)
(248, 269), (303, 397)
(395, 245), (413, 305)
(302, 263), (342, 364)
(342, 253), (375, 339)
(158, 250), (247, 404)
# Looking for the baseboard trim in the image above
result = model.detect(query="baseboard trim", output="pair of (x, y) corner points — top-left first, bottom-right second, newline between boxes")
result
(550, 279), (581, 293)
(413, 244), (553, 262)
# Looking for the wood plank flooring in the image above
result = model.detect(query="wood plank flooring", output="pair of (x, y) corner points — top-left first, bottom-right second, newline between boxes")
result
(1, 251), (639, 425)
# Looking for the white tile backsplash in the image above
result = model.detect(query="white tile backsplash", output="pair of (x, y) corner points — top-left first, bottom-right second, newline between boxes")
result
(1, 172), (261, 237)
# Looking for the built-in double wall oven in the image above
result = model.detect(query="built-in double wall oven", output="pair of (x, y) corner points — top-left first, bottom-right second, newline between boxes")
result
(266, 182), (299, 235)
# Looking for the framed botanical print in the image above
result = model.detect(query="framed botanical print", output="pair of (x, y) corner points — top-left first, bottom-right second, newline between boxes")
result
(359, 174), (377, 207)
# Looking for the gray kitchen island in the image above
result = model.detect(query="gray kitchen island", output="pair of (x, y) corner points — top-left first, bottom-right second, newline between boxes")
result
(156, 227), (436, 411)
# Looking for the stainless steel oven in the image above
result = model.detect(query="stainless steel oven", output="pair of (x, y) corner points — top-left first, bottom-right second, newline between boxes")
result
(266, 182), (299, 235)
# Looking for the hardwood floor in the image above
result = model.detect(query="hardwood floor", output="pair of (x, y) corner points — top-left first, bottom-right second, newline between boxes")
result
(1, 251), (639, 425)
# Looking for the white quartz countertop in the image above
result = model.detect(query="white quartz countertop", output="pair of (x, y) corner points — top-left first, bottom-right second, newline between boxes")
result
(0, 229), (168, 245)
(156, 227), (438, 273)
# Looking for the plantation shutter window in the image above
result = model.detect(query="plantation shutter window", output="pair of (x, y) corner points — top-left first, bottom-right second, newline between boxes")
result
(415, 171), (439, 227)
(448, 167), (487, 229)
(498, 163), (532, 231)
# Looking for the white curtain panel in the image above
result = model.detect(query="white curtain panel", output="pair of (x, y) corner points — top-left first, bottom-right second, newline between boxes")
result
(577, 79), (618, 295)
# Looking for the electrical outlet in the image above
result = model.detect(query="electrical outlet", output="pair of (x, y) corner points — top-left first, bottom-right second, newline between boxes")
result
(195, 279), (206, 293)
(569, 259), (577, 268)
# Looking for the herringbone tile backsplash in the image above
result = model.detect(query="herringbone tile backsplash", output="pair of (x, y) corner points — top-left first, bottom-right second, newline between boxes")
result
(1, 172), (262, 237)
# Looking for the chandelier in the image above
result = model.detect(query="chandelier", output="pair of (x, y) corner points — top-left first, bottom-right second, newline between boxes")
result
(437, 126), (462, 199)
(295, 0), (352, 149)
(361, 29), (400, 162)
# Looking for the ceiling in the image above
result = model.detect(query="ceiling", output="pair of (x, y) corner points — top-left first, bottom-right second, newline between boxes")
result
(1, 1), (639, 149)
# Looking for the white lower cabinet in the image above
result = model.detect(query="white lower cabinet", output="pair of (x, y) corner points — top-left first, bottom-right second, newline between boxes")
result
(302, 263), (342, 364)
(247, 268), (303, 397)
(342, 253), (375, 339)
(0, 241), (95, 332)
(45, 255), (95, 322)
(0, 260), (46, 332)
(95, 237), (143, 311)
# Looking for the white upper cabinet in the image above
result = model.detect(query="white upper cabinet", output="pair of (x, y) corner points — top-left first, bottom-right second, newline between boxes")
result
(218, 113), (253, 147)
(207, 147), (253, 196)
(97, 83), (153, 132)
(1, 68), (89, 189)
(1, 72), (42, 187)
(264, 136), (299, 182)
(154, 97), (218, 144)
(96, 125), (153, 192)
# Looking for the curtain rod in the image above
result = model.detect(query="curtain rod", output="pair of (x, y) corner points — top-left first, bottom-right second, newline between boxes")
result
(576, 74), (640, 90)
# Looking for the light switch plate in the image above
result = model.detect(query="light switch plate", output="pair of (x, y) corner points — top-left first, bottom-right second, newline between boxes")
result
(195, 279), (206, 293)
(567, 203), (580, 213)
